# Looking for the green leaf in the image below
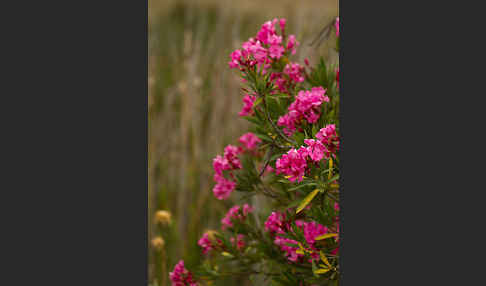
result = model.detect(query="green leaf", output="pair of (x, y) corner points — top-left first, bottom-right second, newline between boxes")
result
(320, 251), (331, 268)
(221, 251), (234, 258)
(243, 116), (260, 125)
(314, 268), (331, 275)
(315, 233), (338, 241)
(255, 133), (273, 142)
(288, 183), (317, 192)
(312, 124), (319, 137)
(296, 189), (320, 214)
(253, 97), (263, 108)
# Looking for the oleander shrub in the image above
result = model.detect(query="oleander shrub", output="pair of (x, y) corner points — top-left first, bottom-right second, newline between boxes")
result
(170, 17), (340, 286)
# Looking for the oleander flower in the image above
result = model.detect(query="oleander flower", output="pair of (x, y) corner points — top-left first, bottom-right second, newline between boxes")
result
(221, 204), (254, 230)
(304, 139), (327, 162)
(277, 87), (328, 136)
(239, 132), (262, 151)
(316, 124), (340, 157)
(264, 211), (286, 234)
(169, 260), (199, 286)
(335, 17), (340, 37)
(275, 148), (308, 182)
(303, 221), (328, 246)
(274, 236), (303, 262)
(239, 94), (256, 117)
(230, 234), (246, 251)
(286, 35), (299, 55)
(284, 63), (304, 83)
(212, 175), (236, 200)
(197, 233), (213, 254)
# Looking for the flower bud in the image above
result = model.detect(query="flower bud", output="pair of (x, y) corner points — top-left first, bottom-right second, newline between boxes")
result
(155, 210), (172, 226)
(151, 236), (165, 251)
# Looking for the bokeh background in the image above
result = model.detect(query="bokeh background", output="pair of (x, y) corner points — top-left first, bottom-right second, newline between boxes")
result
(148, 0), (338, 285)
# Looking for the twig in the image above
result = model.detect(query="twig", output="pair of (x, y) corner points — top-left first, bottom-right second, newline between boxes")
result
(258, 146), (273, 177)
(309, 18), (336, 48)
(261, 96), (297, 146)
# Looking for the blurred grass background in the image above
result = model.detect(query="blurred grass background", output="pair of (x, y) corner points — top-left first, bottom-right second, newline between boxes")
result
(148, 0), (338, 285)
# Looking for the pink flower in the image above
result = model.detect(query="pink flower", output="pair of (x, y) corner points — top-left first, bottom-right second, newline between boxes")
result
(264, 211), (286, 234)
(263, 165), (274, 176)
(221, 204), (253, 230)
(275, 148), (308, 182)
(303, 221), (328, 246)
(279, 18), (286, 34)
(316, 124), (339, 157)
(212, 175), (236, 200)
(277, 87), (328, 136)
(334, 202), (340, 211)
(268, 34), (283, 45)
(331, 246), (339, 255)
(269, 44), (285, 59)
(270, 72), (288, 93)
(211, 144), (243, 200)
(274, 236), (303, 262)
(256, 19), (278, 45)
(293, 87), (329, 123)
(198, 233), (213, 254)
(277, 110), (299, 136)
(228, 49), (242, 69)
(169, 260), (199, 286)
(224, 145), (242, 169)
(239, 132), (261, 151)
(239, 94), (256, 117)
(304, 139), (327, 162)
(284, 63), (304, 83)
(230, 234), (245, 250)
(242, 203), (254, 215)
(304, 58), (310, 66)
(335, 17), (340, 37)
(286, 35), (299, 55)
(212, 155), (230, 176)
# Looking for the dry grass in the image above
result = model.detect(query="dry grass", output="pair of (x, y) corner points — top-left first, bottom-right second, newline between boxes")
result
(148, 0), (338, 285)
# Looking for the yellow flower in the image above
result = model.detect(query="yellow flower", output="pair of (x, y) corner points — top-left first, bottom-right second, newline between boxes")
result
(151, 236), (165, 251)
(155, 210), (172, 226)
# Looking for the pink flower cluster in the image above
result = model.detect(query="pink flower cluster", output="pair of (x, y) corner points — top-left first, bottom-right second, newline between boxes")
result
(275, 124), (339, 182)
(169, 260), (198, 286)
(264, 212), (329, 262)
(230, 234), (246, 251)
(221, 204), (254, 230)
(239, 132), (261, 151)
(316, 124), (339, 157)
(303, 221), (328, 246)
(277, 87), (329, 136)
(197, 233), (214, 255)
(239, 94), (256, 117)
(212, 145), (242, 200)
(228, 18), (299, 73)
(270, 63), (305, 93)
(275, 148), (309, 182)
(264, 211), (286, 234)
(274, 236), (303, 262)
(198, 232), (224, 255)
(212, 132), (263, 199)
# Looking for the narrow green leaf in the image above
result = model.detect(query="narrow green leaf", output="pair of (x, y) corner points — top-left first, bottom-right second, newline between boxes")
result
(253, 97), (263, 108)
(296, 189), (320, 214)
(315, 233), (338, 241)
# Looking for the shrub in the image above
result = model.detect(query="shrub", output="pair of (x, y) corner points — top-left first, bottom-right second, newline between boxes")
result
(170, 17), (340, 286)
